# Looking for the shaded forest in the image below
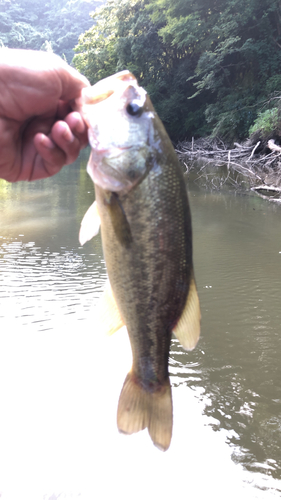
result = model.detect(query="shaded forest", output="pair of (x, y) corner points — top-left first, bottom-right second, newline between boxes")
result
(1, 0), (281, 142)
(0, 0), (104, 63)
(73, 0), (281, 142)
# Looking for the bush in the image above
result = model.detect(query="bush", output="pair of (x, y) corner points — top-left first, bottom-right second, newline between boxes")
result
(249, 108), (279, 137)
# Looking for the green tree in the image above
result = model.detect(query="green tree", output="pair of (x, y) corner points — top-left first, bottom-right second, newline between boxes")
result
(0, 0), (104, 62)
(149, 0), (281, 140)
(75, 0), (281, 140)
(74, 0), (209, 139)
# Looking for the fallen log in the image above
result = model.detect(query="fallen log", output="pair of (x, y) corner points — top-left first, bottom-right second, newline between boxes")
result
(251, 185), (281, 202)
(267, 139), (281, 153)
(251, 185), (281, 194)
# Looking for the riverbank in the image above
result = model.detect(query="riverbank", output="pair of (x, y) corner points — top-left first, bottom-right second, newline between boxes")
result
(176, 136), (281, 202)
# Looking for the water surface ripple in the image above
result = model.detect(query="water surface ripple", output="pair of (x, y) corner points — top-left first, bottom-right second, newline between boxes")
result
(0, 157), (281, 499)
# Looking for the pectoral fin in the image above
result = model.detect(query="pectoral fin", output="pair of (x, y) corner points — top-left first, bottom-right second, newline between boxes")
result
(172, 271), (201, 350)
(106, 193), (132, 248)
(93, 281), (125, 336)
(79, 200), (100, 246)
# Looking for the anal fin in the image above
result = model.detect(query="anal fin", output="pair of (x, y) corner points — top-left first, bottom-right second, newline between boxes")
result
(173, 270), (201, 350)
(117, 372), (172, 452)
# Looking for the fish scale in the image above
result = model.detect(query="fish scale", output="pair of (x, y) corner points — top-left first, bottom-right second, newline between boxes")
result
(76, 70), (201, 451)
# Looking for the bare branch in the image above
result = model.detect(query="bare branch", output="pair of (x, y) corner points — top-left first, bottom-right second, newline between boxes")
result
(248, 141), (261, 160)
(177, 137), (281, 202)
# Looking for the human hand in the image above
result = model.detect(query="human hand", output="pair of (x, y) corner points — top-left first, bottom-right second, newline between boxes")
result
(0, 49), (90, 182)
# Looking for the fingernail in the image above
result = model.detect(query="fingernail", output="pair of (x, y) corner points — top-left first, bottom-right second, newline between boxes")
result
(39, 134), (55, 149)
(74, 116), (85, 134)
(62, 125), (75, 143)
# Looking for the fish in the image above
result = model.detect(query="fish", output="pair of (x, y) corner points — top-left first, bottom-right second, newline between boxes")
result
(76, 71), (201, 451)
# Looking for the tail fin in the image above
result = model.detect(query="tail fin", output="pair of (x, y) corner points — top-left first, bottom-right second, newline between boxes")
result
(117, 372), (173, 452)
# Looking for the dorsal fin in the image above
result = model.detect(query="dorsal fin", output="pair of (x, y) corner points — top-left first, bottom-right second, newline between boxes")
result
(172, 270), (201, 350)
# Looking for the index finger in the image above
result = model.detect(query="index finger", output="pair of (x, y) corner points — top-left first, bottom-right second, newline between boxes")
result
(55, 60), (90, 101)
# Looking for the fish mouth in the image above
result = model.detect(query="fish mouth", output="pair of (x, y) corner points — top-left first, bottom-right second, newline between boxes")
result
(89, 139), (133, 159)
(88, 125), (133, 156)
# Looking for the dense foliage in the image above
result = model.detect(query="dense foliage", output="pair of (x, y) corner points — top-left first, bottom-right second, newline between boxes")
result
(0, 0), (104, 62)
(74, 0), (281, 141)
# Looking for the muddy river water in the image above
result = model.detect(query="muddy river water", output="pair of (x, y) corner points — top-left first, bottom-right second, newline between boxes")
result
(0, 150), (280, 499)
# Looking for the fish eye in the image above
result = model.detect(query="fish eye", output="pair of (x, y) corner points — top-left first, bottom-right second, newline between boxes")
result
(126, 101), (143, 117)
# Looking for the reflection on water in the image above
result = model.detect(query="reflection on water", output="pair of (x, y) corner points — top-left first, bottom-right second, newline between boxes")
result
(0, 151), (281, 499)
(0, 240), (105, 330)
(0, 150), (106, 332)
(188, 185), (281, 483)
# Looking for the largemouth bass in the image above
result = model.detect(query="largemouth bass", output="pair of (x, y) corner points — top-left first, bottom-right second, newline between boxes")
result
(76, 71), (200, 451)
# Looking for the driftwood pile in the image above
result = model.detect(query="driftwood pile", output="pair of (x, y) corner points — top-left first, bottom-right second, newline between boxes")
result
(176, 137), (281, 202)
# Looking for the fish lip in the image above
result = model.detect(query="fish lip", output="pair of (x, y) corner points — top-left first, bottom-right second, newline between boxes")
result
(89, 142), (133, 158)
(88, 128), (134, 156)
